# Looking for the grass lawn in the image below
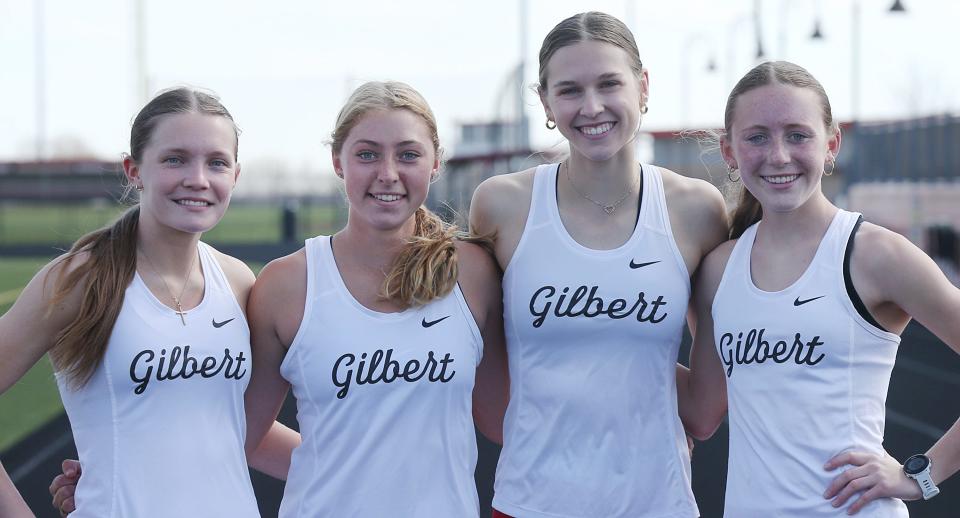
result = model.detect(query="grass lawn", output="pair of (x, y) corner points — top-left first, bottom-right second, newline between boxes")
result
(0, 202), (345, 245)
(0, 258), (265, 453)
(0, 257), (62, 453)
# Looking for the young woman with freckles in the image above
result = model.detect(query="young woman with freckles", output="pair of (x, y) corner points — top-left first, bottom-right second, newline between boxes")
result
(1, 88), (297, 518)
(470, 11), (729, 518)
(682, 61), (960, 516)
(238, 81), (509, 516)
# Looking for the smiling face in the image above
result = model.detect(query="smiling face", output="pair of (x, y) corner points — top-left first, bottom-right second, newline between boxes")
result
(124, 111), (240, 235)
(333, 108), (438, 233)
(540, 39), (648, 163)
(722, 83), (840, 214)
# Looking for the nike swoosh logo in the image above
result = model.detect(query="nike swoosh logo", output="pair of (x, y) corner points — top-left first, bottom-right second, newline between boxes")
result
(422, 315), (451, 328)
(793, 296), (825, 307)
(629, 260), (661, 269)
(212, 318), (235, 328)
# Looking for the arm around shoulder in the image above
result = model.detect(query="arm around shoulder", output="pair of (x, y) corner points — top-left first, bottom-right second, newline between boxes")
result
(211, 248), (257, 309)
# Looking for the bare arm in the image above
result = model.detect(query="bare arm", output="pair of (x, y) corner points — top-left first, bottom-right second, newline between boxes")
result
(661, 172), (730, 439)
(243, 251), (307, 480)
(0, 460), (33, 518)
(468, 169), (535, 271)
(0, 257), (84, 515)
(825, 225), (960, 512)
(677, 241), (734, 440)
(456, 241), (510, 445)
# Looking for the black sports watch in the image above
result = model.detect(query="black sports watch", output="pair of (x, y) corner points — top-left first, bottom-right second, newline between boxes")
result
(903, 454), (939, 500)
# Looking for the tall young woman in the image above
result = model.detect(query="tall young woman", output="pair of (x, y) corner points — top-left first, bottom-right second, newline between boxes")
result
(0, 88), (281, 517)
(470, 12), (728, 518)
(683, 61), (960, 516)
(240, 81), (509, 517)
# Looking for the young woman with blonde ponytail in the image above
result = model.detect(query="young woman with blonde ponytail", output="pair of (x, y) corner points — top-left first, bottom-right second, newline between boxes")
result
(241, 80), (509, 517)
(0, 88), (300, 517)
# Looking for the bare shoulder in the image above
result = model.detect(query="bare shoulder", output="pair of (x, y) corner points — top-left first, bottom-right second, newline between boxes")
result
(469, 167), (538, 234)
(850, 222), (921, 281)
(702, 239), (738, 280)
(255, 248), (308, 296)
(41, 250), (94, 303)
(659, 167), (727, 221)
(658, 167), (729, 271)
(455, 240), (500, 285)
(692, 238), (737, 306)
(207, 246), (256, 301)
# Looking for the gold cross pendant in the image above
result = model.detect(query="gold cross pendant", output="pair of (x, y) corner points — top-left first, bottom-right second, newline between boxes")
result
(174, 300), (187, 326)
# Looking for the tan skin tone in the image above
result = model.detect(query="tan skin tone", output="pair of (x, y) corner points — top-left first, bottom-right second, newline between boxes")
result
(470, 40), (729, 453)
(242, 107), (509, 483)
(687, 83), (960, 514)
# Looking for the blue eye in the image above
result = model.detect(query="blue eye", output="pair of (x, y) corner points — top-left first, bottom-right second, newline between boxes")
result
(163, 157), (183, 165)
(210, 158), (229, 168)
(400, 151), (421, 161)
(357, 151), (377, 161)
(600, 80), (621, 88)
(788, 133), (810, 143)
(746, 134), (767, 144)
(557, 87), (580, 96)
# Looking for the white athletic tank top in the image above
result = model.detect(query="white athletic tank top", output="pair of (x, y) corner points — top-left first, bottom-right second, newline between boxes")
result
(495, 164), (699, 518)
(712, 210), (908, 517)
(56, 242), (258, 518)
(278, 236), (484, 517)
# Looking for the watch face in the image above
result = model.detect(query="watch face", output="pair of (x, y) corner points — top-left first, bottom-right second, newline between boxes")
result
(904, 454), (930, 475)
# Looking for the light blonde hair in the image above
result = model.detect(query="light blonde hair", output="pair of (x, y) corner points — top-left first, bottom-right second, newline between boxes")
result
(331, 81), (478, 308)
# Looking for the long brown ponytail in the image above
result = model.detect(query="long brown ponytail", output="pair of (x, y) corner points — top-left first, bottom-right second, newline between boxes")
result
(49, 207), (140, 388)
(49, 87), (238, 388)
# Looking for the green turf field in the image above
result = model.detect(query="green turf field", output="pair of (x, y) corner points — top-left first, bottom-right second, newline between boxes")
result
(0, 257), (61, 453)
(0, 258), (265, 453)
(0, 202), (345, 245)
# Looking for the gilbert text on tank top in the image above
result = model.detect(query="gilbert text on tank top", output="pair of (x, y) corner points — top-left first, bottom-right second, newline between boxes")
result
(56, 242), (259, 518)
(278, 236), (484, 517)
(495, 163), (699, 518)
(712, 209), (907, 517)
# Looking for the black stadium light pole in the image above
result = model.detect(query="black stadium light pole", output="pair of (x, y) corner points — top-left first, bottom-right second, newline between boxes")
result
(34, 0), (46, 161)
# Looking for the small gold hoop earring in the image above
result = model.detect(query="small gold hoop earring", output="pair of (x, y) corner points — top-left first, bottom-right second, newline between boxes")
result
(727, 166), (740, 183)
(545, 119), (556, 130)
(824, 160), (835, 176)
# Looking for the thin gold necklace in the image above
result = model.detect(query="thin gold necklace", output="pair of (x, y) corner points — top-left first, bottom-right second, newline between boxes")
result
(138, 248), (198, 326)
(563, 161), (640, 215)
